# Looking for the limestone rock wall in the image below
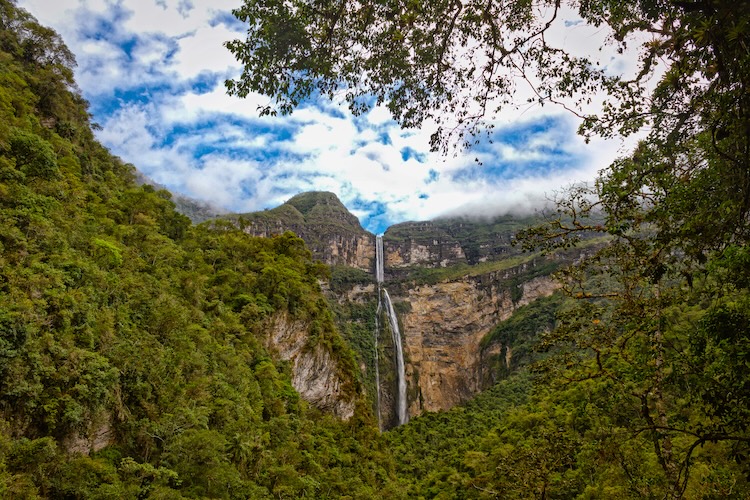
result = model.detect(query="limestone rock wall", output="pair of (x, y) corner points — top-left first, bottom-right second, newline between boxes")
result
(265, 313), (356, 420)
(324, 233), (375, 271)
(395, 266), (559, 416)
(383, 221), (467, 271)
(242, 223), (375, 271)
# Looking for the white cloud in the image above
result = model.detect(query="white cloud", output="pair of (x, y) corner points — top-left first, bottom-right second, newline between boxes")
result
(17, 0), (641, 233)
(160, 83), (273, 124)
(171, 24), (240, 78)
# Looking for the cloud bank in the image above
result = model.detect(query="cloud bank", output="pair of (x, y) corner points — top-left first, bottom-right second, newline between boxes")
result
(19, 0), (636, 233)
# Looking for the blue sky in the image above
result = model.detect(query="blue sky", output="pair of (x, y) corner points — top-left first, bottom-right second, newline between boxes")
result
(19, 0), (636, 234)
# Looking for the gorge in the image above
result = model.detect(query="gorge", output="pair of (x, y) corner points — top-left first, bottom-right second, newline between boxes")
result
(232, 191), (579, 426)
(5, 3), (748, 495)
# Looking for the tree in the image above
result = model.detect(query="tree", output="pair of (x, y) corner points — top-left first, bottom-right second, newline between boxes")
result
(227, 0), (750, 496)
(227, 1), (747, 155)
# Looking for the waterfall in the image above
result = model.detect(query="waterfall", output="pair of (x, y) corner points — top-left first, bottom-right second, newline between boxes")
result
(383, 288), (408, 425)
(374, 294), (382, 431)
(375, 235), (408, 427)
(376, 234), (384, 283)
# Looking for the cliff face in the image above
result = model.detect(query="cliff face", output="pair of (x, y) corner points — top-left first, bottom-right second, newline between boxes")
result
(379, 216), (539, 272)
(384, 221), (467, 270)
(323, 233), (375, 271)
(225, 193), (583, 423)
(231, 192), (375, 270)
(265, 313), (357, 420)
(430, 216), (532, 264)
(393, 261), (560, 415)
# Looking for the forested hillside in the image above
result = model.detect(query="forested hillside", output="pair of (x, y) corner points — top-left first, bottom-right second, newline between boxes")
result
(226, 0), (750, 497)
(3, 0), (750, 498)
(0, 3), (399, 497)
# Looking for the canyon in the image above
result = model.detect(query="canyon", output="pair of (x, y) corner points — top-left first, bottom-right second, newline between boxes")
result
(231, 192), (579, 425)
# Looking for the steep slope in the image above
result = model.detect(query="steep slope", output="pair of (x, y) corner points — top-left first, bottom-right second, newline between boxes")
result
(397, 260), (560, 414)
(229, 191), (376, 270)
(432, 215), (535, 263)
(366, 246), (573, 420)
(0, 5), (399, 498)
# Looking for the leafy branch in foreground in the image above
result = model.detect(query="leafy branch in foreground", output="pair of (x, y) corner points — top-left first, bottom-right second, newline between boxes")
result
(226, 0), (750, 495)
(225, 1), (747, 155)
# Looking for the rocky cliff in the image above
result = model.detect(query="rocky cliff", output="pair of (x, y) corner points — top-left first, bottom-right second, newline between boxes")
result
(228, 196), (537, 274)
(380, 215), (538, 273)
(430, 215), (533, 264)
(264, 313), (357, 420)
(383, 221), (467, 270)
(397, 264), (559, 414)
(228, 192), (375, 271)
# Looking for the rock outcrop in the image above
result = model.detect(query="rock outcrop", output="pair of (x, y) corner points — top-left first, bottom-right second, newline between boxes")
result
(265, 313), (357, 420)
(392, 260), (560, 415)
(230, 192), (375, 271)
(384, 221), (467, 270)
(63, 413), (115, 455)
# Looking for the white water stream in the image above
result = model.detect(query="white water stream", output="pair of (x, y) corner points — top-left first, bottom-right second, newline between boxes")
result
(375, 235), (408, 426)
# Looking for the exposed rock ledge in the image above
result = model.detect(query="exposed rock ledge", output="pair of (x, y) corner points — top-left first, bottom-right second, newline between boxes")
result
(398, 273), (559, 416)
(265, 313), (356, 420)
(63, 412), (115, 455)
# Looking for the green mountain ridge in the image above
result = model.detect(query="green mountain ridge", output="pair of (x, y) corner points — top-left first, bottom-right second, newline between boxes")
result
(0, 4), (397, 497)
(233, 191), (366, 233)
(2, 2), (748, 498)
(225, 191), (375, 270)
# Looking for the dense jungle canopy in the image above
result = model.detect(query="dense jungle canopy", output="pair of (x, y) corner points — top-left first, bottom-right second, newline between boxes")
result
(0, 0), (748, 498)
(228, 0), (750, 496)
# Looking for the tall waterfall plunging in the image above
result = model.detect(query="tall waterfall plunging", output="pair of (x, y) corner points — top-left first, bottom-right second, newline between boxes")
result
(375, 235), (408, 427)
(376, 234), (385, 284)
(383, 289), (408, 425)
(373, 295), (383, 430)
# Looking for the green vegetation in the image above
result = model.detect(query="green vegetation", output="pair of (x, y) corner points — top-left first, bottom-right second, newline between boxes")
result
(390, 236), (608, 288)
(433, 215), (538, 264)
(3, 0), (750, 497)
(328, 299), (379, 413)
(386, 373), (534, 498)
(481, 293), (566, 370)
(133, 171), (226, 223)
(232, 202), (306, 227)
(285, 191), (346, 217)
(395, 253), (546, 286)
(328, 265), (372, 294)
(0, 4), (401, 497)
(384, 221), (453, 244)
(229, 0), (750, 497)
(228, 191), (371, 267)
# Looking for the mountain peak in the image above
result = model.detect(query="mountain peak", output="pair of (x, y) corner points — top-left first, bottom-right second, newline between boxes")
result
(283, 191), (364, 232)
(285, 191), (345, 215)
(227, 191), (373, 269)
